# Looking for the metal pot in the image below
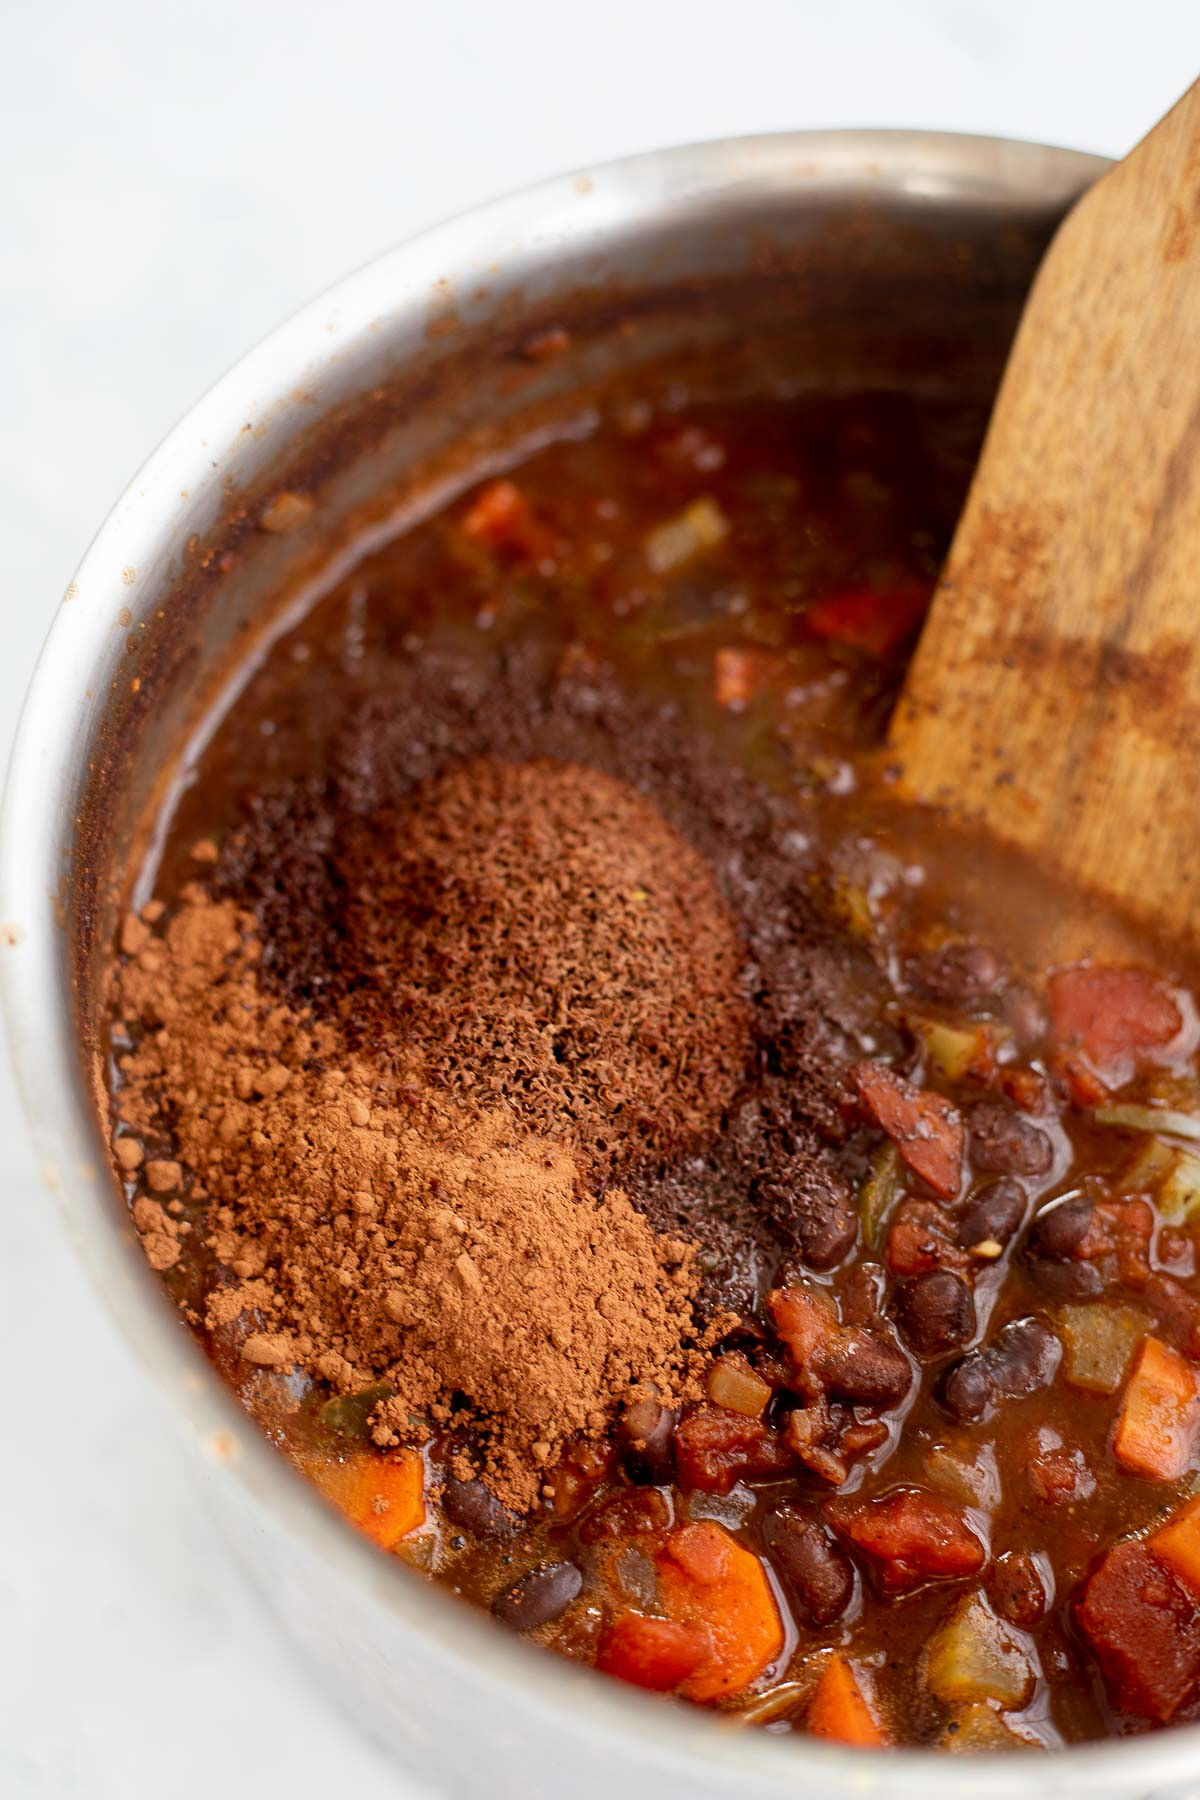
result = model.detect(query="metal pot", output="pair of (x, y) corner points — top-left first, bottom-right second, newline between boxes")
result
(9, 130), (1192, 1800)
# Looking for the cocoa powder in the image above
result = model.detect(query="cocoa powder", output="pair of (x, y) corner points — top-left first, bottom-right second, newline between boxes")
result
(112, 638), (882, 1506)
(110, 756), (748, 1506)
(337, 756), (750, 1170)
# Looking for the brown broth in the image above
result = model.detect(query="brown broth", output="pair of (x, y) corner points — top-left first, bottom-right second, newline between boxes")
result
(109, 388), (1200, 1752)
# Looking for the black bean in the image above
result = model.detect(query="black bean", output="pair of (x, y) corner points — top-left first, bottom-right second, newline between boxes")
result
(957, 1179), (1027, 1250)
(1026, 1196), (1093, 1261)
(905, 942), (1003, 1009)
(968, 1102), (1053, 1177)
(822, 1326), (913, 1405)
(1029, 1259), (1105, 1301)
(939, 1354), (993, 1422)
(441, 1476), (517, 1541)
(491, 1560), (583, 1632)
(939, 1316), (1060, 1422)
(756, 1155), (858, 1271)
(762, 1508), (854, 1626)
(990, 1551), (1049, 1627)
(897, 1270), (976, 1355)
(618, 1397), (677, 1485)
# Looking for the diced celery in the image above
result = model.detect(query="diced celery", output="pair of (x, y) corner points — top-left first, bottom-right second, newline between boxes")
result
(1119, 1134), (1177, 1196)
(1159, 1150), (1200, 1223)
(940, 1702), (1033, 1752)
(644, 496), (730, 574)
(913, 1016), (987, 1083)
(925, 1440), (1000, 1509)
(317, 1381), (394, 1440)
(1093, 1103), (1200, 1144)
(858, 1143), (902, 1249)
(924, 1594), (1034, 1709)
(1058, 1303), (1149, 1394)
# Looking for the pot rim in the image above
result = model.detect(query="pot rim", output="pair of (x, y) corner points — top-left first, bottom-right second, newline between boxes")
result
(8, 126), (1188, 1795)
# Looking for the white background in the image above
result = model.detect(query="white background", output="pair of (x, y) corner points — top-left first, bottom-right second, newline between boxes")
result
(3, 4), (1199, 1795)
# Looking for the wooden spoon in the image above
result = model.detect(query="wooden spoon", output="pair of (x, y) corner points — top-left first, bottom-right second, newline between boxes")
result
(889, 80), (1200, 947)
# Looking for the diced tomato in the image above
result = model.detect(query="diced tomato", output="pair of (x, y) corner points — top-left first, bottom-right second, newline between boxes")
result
(311, 1449), (425, 1550)
(673, 1403), (795, 1495)
(460, 478), (553, 561)
(1048, 965), (1183, 1097)
(656, 1520), (784, 1702)
(550, 1438), (615, 1521)
(805, 586), (928, 657)
(767, 1285), (839, 1368)
(1026, 1435), (1096, 1506)
(997, 1066), (1047, 1113)
(883, 1198), (967, 1279)
(1076, 1539), (1200, 1722)
(1076, 1198), (1154, 1287)
(1113, 1337), (1199, 1482)
(1150, 1494), (1200, 1596)
(578, 1487), (673, 1544)
(826, 1487), (985, 1595)
(807, 1654), (888, 1748)
(596, 1613), (709, 1692)
(854, 1062), (965, 1199)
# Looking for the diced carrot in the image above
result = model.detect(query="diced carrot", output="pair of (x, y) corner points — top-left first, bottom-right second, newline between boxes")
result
(656, 1520), (784, 1702)
(312, 1448), (425, 1549)
(1150, 1494), (1200, 1594)
(1076, 1538), (1200, 1721)
(805, 587), (927, 657)
(1113, 1337), (1199, 1482)
(460, 478), (552, 560)
(826, 1487), (985, 1595)
(853, 1061), (965, 1199)
(596, 1613), (709, 1691)
(713, 647), (758, 710)
(807, 1654), (888, 1748)
(1048, 965), (1182, 1097)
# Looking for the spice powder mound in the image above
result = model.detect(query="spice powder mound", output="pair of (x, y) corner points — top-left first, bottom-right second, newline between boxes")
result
(336, 756), (752, 1172)
(110, 758), (752, 1507)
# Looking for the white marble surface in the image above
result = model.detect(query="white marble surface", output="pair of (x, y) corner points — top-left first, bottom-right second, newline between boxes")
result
(2, 4), (1199, 1794)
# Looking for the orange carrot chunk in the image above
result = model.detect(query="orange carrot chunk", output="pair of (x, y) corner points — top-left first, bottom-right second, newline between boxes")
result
(1113, 1337), (1199, 1482)
(312, 1448), (425, 1550)
(853, 1061), (965, 1199)
(656, 1519), (783, 1702)
(808, 1654), (888, 1747)
(1150, 1494), (1200, 1594)
(596, 1614), (709, 1691)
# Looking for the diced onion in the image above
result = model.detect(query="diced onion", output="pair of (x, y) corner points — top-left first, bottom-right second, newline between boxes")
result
(644, 497), (730, 574)
(707, 1356), (771, 1419)
(1093, 1103), (1200, 1143)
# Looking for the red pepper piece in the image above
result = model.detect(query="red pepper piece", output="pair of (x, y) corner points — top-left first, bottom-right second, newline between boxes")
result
(806, 586), (928, 657)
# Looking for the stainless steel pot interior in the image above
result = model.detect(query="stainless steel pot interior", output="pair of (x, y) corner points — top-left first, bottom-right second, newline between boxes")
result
(5, 131), (1194, 1800)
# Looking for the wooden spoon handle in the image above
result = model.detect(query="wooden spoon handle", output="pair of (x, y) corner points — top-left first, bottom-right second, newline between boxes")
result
(890, 80), (1200, 945)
